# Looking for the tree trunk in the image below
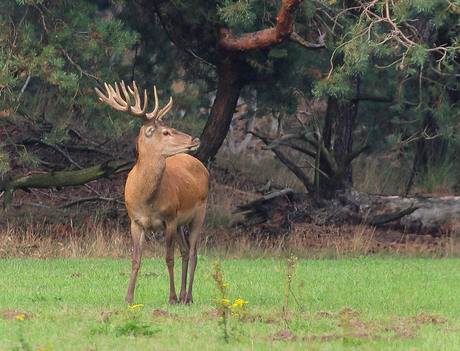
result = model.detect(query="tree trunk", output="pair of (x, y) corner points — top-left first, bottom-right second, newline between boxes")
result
(406, 109), (449, 194)
(194, 0), (305, 162)
(195, 53), (242, 163)
(331, 97), (358, 192)
(320, 86), (359, 197)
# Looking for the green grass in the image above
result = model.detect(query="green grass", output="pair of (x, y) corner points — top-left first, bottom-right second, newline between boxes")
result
(1, 257), (459, 350)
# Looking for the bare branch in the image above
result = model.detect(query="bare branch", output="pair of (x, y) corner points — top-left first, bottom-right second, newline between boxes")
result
(289, 32), (326, 49)
(10, 196), (125, 210)
(58, 196), (125, 208)
(62, 49), (102, 82)
(357, 94), (393, 102)
(251, 130), (316, 194)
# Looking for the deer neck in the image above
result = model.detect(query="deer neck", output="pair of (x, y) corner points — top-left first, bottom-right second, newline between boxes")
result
(131, 148), (166, 198)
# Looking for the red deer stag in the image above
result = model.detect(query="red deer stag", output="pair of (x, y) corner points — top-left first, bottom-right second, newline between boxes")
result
(95, 81), (209, 304)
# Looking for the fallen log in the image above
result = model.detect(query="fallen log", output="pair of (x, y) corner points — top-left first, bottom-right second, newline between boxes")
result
(235, 188), (460, 234)
(365, 203), (421, 226)
(0, 159), (134, 209)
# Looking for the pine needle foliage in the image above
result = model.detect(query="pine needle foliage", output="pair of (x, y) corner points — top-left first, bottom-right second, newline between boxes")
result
(0, 0), (138, 172)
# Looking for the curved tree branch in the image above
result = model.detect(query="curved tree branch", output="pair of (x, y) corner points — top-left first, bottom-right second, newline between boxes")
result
(218, 0), (304, 51)
(251, 130), (316, 194)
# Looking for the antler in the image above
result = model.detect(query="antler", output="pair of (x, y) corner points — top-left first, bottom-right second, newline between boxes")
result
(95, 81), (173, 121)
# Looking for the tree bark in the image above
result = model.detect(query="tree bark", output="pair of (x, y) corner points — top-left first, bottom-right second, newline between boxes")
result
(218, 0), (303, 51)
(195, 53), (242, 163)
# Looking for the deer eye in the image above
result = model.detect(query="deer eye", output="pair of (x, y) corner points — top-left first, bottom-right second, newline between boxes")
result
(163, 130), (170, 136)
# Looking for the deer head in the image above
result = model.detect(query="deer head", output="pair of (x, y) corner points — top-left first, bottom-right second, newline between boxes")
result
(95, 81), (200, 158)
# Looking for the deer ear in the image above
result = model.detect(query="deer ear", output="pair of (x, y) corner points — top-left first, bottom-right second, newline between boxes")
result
(145, 125), (155, 138)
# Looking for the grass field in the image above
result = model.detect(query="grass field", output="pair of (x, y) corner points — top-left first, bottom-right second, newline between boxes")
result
(1, 257), (459, 350)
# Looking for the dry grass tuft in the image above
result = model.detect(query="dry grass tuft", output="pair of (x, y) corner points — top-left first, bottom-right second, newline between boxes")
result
(353, 153), (410, 195)
(0, 219), (135, 259)
(1, 214), (458, 259)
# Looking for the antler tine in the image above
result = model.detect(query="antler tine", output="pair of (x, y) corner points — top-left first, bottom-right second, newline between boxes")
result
(145, 86), (173, 121)
(96, 81), (149, 120)
(146, 86), (159, 120)
(95, 82), (129, 112)
(94, 85), (109, 104)
(112, 82), (130, 108)
(127, 81), (140, 107)
(96, 81), (171, 121)
(157, 96), (173, 122)
(127, 81), (148, 118)
(118, 81), (138, 117)
(128, 81), (148, 120)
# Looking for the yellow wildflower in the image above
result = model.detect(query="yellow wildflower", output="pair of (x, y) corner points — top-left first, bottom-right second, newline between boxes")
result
(15, 314), (26, 321)
(128, 304), (144, 309)
(232, 298), (249, 308)
(222, 283), (229, 288)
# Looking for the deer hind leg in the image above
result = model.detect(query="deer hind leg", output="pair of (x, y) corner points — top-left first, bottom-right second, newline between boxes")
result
(165, 221), (178, 304)
(175, 226), (190, 303)
(126, 221), (145, 304)
(184, 202), (207, 304)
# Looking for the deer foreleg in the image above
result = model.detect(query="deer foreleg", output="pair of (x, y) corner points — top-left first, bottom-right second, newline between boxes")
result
(165, 222), (178, 304)
(184, 202), (206, 304)
(175, 227), (190, 303)
(126, 222), (145, 303)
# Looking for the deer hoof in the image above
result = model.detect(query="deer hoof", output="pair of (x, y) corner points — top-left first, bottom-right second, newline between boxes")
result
(184, 295), (193, 304)
(169, 295), (178, 305)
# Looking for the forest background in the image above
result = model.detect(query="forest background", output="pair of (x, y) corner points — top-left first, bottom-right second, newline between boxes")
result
(0, 0), (459, 257)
